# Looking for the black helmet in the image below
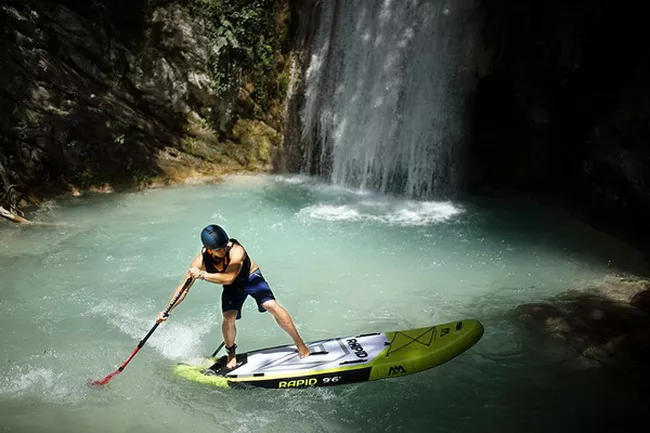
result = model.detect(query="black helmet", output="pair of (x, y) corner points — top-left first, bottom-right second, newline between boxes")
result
(200, 224), (229, 250)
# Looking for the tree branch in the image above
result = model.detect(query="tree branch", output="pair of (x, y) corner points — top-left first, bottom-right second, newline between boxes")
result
(0, 205), (33, 224)
(0, 184), (18, 207)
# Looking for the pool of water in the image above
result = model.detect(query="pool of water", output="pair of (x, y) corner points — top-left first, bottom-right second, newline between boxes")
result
(1, 175), (647, 432)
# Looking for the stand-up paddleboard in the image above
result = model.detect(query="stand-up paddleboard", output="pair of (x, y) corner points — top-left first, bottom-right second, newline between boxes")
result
(173, 319), (483, 389)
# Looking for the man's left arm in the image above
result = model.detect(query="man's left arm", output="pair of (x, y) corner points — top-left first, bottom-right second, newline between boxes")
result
(189, 250), (243, 284)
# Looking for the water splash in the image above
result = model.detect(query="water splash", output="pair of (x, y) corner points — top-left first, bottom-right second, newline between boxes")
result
(0, 365), (81, 404)
(0, 367), (57, 395)
(86, 300), (215, 360)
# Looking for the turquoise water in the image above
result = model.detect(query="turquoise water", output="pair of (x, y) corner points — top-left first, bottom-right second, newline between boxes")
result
(0, 174), (647, 432)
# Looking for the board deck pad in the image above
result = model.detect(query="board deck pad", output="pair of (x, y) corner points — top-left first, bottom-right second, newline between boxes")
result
(174, 319), (484, 389)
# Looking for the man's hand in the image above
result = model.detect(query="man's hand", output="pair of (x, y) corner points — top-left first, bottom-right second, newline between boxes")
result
(189, 267), (205, 280)
(156, 311), (169, 324)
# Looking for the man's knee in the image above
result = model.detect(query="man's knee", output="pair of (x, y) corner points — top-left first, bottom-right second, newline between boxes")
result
(223, 310), (238, 323)
(261, 300), (280, 314)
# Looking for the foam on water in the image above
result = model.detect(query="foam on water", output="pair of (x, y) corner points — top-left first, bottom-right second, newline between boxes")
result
(274, 174), (311, 185)
(0, 364), (84, 405)
(0, 367), (57, 395)
(298, 200), (463, 225)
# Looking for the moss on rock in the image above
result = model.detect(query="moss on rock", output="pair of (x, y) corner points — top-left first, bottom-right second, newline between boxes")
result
(229, 119), (280, 170)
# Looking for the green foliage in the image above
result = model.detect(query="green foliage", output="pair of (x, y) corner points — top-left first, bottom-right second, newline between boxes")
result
(191, 0), (284, 113)
(70, 167), (101, 188)
(130, 167), (159, 185)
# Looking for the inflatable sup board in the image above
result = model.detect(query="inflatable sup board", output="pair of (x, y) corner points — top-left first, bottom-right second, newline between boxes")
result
(173, 318), (483, 389)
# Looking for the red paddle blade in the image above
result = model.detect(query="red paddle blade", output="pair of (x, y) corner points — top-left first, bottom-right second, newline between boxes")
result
(88, 370), (121, 387)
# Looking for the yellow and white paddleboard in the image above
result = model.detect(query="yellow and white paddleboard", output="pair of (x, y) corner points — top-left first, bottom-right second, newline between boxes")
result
(173, 319), (484, 389)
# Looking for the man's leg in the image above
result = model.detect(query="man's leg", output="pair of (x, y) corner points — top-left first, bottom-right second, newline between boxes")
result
(262, 300), (310, 358)
(222, 310), (239, 368)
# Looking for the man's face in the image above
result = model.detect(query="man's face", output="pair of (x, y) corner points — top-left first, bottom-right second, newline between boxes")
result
(208, 246), (227, 259)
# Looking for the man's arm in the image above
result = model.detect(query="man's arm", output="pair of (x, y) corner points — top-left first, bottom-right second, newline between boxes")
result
(189, 246), (244, 285)
(156, 254), (201, 323)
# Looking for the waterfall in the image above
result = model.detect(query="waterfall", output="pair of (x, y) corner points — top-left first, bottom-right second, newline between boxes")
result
(299, 0), (477, 198)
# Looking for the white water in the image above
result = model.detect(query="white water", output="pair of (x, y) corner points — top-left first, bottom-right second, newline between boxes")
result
(301, 0), (477, 197)
(0, 175), (647, 432)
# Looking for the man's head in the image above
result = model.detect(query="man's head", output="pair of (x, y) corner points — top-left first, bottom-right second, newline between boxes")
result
(200, 224), (229, 251)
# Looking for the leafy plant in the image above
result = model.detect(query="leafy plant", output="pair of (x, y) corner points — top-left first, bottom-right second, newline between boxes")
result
(190, 0), (285, 113)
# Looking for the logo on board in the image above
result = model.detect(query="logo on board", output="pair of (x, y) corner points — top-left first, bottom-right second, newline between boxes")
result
(346, 338), (368, 358)
(278, 378), (318, 388)
(388, 365), (407, 376)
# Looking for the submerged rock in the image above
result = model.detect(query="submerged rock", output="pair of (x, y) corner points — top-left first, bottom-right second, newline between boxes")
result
(514, 275), (650, 384)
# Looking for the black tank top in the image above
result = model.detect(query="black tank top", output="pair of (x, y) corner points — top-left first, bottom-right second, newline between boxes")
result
(202, 238), (251, 288)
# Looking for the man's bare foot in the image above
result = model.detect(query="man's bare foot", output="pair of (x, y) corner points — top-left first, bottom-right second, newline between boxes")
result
(298, 345), (310, 358)
(226, 354), (237, 369)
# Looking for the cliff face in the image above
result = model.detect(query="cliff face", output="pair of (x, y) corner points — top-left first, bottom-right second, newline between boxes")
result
(275, 0), (317, 174)
(0, 0), (282, 211)
(471, 0), (650, 256)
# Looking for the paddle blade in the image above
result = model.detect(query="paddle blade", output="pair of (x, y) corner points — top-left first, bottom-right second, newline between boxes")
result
(88, 370), (121, 387)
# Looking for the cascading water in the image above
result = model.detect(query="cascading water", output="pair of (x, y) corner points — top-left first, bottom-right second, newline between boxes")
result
(300, 0), (478, 198)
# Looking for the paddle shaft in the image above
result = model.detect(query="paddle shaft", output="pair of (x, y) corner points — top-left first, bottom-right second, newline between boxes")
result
(92, 277), (193, 385)
(211, 341), (225, 358)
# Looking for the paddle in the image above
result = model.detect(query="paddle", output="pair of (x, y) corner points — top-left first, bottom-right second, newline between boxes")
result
(89, 277), (193, 386)
(211, 341), (225, 358)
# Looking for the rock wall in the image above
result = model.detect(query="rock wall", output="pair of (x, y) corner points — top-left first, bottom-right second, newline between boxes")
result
(0, 0), (282, 212)
(275, 0), (319, 174)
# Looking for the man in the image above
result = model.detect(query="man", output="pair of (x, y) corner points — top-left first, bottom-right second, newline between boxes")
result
(157, 224), (310, 369)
